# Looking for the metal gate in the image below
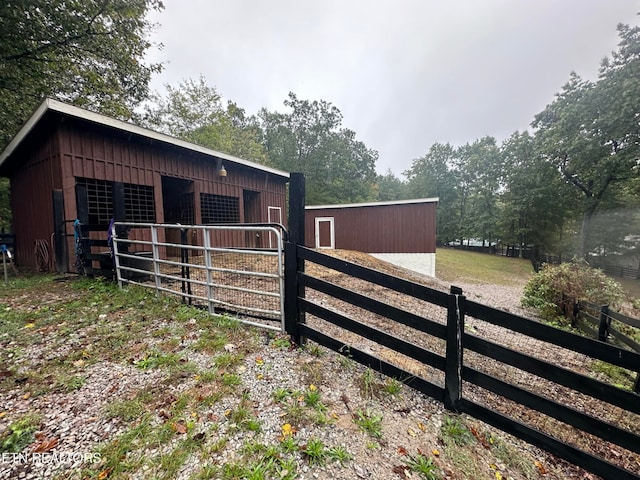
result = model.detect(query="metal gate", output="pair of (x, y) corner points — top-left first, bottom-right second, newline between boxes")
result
(111, 223), (286, 331)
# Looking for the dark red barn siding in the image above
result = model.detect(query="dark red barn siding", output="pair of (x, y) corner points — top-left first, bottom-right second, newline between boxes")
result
(305, 199), (438, 254)
(0, 99), (289, 272)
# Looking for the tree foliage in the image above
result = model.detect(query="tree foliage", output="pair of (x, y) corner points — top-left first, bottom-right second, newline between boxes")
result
(259, 93), (378, 204)
(532, 23), (640, 257)
(142, 76), (268, 163)
(0, 0), (164, 148)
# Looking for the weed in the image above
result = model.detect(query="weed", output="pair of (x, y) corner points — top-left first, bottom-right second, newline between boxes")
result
(358, 368), (379, 398)
(279, 435), (298, 453)
(304, 342), (324, 357)
(440, 414), (474, 446)
(93, 416), (153, 476)
(103, 399), (146, 422)
(54, 373), (87, 392)
(303, 384), (324, 410)
(353, 409), (383, 438)
(0, 413), (41, 453)
(272, 387), (292, 403)
(271, 335), (292, 349)
(301, 438), (326, 465)
(221, 373), (241, 387)
(134, 349), (181, 369)
(213, 351), (242, 369)
(382, 377), (402, 396)
(591, 359), (636, 390)
(405, 452), (440, 480)
(491, 434), (538, 479)
(326, 445), (352, 464)
(276, 458), (297, 479)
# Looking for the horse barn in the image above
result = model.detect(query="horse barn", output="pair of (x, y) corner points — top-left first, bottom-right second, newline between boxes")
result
(305, 198), (439, 276)
(0, 98), (289, 274)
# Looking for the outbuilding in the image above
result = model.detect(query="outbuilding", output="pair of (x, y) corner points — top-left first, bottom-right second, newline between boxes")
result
(0, 98), (289, 273)
(305, 198), (438, 276)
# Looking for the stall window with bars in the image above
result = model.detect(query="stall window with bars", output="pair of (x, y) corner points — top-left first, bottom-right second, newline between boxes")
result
(76, 178), (113, 225)
(201, 193), (240, 224)
(76, 178), (155, 224)
(124, 183), (156, 223)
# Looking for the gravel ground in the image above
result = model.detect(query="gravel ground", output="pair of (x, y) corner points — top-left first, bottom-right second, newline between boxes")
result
(0, 258), (622, 480)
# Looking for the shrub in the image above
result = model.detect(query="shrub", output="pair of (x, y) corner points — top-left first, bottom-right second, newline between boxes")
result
(522, 261), (624, 321)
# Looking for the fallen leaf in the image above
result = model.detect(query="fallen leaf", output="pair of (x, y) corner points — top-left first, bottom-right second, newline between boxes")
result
(417, 421), (427, 432)
(407, 427), (417, 437)
(495, 472), (503, 480)
(171, 422), (187, 434)
(432, 449), (440, 456)
(470, 426), (490, 449)
(0, 412), (6, 419)
(391, 465), (410, 479)
(97, 468), (112, 479)
(31, 438), (59, 453)
(255, 357), (264, 365)
(534, 461), (547, 474)
(397, 446), (408, 455)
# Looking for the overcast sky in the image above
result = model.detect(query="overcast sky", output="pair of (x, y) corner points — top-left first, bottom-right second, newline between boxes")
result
(145, 1), (639, 177)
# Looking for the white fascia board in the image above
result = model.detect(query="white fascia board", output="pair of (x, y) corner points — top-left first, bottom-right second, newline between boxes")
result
(305, 198), (439, 210)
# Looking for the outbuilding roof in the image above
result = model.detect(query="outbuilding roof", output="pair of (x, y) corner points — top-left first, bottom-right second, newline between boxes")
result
(0, 98), (290, 179)
(305, 198), (439, 210)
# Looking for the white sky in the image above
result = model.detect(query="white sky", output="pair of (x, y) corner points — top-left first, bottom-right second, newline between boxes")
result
(145, 1), (640, 176)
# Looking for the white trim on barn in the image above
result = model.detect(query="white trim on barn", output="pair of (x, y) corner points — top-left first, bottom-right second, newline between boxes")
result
(306, 197), (439, 210)
(314, 217), (335, 249)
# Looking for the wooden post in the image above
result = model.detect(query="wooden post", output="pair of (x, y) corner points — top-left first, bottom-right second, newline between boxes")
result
(597, 305), (610, 342)
(445, 285), (465, 412)
(284, 173), (305, 345)
(52, 190), (67, 273)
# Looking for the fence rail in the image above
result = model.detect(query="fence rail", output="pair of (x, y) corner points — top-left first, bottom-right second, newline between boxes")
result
(286, 241), (640, 479)
(111, 222), (286, 332)
(282, 173), (640, 478)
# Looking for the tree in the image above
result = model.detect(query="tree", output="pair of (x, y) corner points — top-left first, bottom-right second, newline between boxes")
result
(532, 23), (640, 258)
(260, 93), (378, 204)
(374, 170), (410, 201)
(404, 143), (460, 245)
(142, 76), (268, 163)
(498, 131), (573, 256)
(0, 0), (164, 148)
(455, 137), (502, 247)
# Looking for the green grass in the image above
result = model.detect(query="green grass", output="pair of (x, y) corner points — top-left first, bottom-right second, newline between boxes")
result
(436, 247), (534, 285)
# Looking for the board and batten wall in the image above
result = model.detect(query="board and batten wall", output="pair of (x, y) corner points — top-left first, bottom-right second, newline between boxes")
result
(305, 199), (438, 277)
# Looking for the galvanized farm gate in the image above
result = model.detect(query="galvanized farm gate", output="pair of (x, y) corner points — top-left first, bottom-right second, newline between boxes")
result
(110, 222), (286, 332)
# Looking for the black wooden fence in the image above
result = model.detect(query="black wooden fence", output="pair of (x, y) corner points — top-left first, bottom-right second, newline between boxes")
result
(578, 300), (640, 393)
(283, 173), (640, 480)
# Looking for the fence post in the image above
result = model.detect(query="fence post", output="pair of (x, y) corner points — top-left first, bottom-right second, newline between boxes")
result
(284, 173), (305, 345)
(597, 305), (610, 342)
(180, 227), (192, 305)
(445, 285), (465, 412)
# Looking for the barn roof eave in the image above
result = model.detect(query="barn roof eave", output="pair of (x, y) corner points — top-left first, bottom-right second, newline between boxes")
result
(0, 98), (290, 180)
(305, 198), (440, 210)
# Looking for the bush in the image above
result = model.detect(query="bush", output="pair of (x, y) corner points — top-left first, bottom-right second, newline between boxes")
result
(522, 261), (624, 321)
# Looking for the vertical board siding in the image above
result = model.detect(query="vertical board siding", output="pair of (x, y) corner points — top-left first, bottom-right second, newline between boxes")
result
(305, 202), (437, 253)
(8, 115), (287, 271)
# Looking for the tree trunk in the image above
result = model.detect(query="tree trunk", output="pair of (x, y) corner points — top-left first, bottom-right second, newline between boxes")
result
(578, 208), (596, 260)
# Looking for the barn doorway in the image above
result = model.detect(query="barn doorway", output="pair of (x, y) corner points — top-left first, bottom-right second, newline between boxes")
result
(161, 177), (194, 255)
(314, 217), (335, 249)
